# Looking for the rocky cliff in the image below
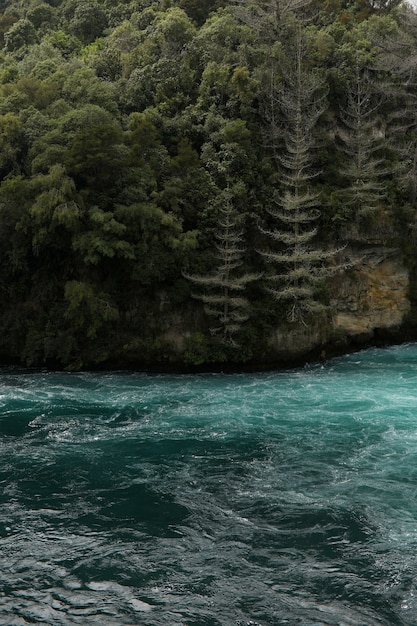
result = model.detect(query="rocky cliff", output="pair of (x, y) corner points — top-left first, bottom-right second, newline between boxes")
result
(332, 247), (410, 340)
(264, 245), (411, 366)
(141, 246), (413, 370)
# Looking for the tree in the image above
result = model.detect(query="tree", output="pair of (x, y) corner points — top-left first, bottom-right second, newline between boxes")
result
(62, 279), (120, 369)
(337, 64), (388, 239)
(0, 112), (24, 178)
(232, 0), (310, 34)
(258, 26), (341, 324)
(184, 109), (259, 346)
(122, 7), (197, 114)
(29, 163), (81, 256)
(376, 8), (417, 208)
(179, 0), (224, 26)
(68, 2), (108, 44)
(3, 17), (38, 52)
(26, 3), (57, 31)
(185, 183), (258, 346)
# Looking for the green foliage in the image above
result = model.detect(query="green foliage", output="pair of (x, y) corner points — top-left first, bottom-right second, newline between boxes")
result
(43, 29), (81, 56)
(4, 18), (38, 52)
(0, 0), (413, 368)
(68, 2), (108, 44)
(0, 111), (23, 175)
(185, 182), (259, 346)
(64, 280), (119, 337)
(29, 163), (81, 253)
(179, 0), (224, 27)
(72, 206), (134, 264)
(183, 332), (210, 365)
(27, 4), (56, 29)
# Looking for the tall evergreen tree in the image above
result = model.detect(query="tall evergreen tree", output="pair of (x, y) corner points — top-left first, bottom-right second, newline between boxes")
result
(185, 182), (258, 346)
(259, 26), (341, 324)
(337, 64), (387, 239)
(378, 8), (417, 208)
(232, 0), (310, 33)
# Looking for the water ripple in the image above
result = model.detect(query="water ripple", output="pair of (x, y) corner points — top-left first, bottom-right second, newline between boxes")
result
(2, 346), (417, 623)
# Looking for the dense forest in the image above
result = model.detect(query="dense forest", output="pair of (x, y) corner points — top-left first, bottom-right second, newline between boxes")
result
(0, 0), (416, 369)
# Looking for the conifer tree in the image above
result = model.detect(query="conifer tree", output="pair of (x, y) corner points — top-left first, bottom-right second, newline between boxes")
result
(232, 0), (309, 33)
(378, 8), (417, 207)
(184, 183), (258, 346)
(337, 64), (387, 239)
(259, 26), (341, 324)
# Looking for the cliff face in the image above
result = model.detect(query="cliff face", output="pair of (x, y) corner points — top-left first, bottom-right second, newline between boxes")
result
(332, 247), (410, 340)
(264, 246), (411, 364)
(152, 246), (412, 370)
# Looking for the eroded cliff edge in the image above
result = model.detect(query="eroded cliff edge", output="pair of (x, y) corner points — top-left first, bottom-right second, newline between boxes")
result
(262, 245), (412, 366)
(151, 244), (414, 371)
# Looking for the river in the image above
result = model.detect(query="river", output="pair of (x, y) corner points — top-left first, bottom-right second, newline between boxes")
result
(2, 344), (417, 624)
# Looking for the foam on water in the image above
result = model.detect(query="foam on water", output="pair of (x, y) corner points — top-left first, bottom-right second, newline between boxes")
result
(1, 345), (417, 624)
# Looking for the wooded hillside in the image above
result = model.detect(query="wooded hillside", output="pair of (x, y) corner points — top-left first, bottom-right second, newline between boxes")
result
(0, 0), (415, 369)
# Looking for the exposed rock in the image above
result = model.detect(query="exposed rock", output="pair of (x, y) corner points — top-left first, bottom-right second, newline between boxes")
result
(331, 246), (410, 340)
(263, 246), (411, 365)
(153, 246), (411, 369)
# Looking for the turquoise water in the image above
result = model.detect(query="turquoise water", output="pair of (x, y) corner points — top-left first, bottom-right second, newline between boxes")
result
(2, 345), (417, 624)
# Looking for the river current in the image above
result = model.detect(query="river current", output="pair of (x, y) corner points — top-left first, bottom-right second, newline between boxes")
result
(2, 344), (417, 625)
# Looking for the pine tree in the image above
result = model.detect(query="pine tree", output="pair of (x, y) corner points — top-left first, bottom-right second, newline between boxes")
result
(184, 183), (258, 346)
(337, 64), (387, 239)
(232, 0), (310, 33)
(378, 8), (417, 208)
(259, 26), (342, 324)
